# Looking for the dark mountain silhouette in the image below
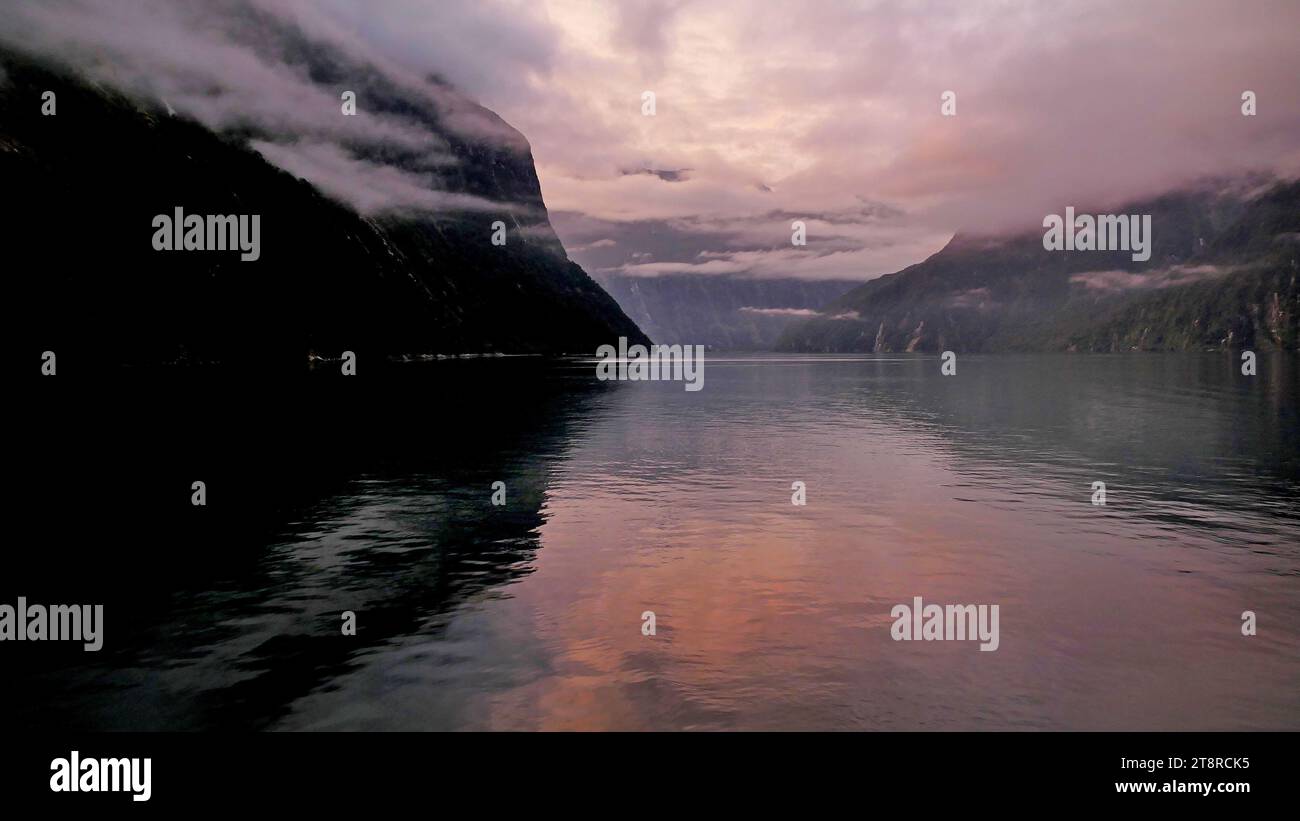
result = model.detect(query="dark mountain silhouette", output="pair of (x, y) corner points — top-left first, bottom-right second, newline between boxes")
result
(1, 40), (647, 373)
(778, 180), (1300, 353)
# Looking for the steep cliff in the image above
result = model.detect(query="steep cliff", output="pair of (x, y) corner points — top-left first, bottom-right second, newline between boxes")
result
(1, 39), (647, 372)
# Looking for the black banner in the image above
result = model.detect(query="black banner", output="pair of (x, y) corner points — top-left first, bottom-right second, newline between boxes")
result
(0, 732), (1286, 809)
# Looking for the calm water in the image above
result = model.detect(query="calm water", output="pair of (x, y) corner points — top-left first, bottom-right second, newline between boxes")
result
(16, 354), (1300, 730)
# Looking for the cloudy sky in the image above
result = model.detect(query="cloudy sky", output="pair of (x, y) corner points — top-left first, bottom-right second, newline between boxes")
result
(5, 0), (1300, 281)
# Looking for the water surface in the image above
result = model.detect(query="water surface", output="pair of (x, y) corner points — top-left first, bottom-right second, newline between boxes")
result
(16, 354), (1300, 730)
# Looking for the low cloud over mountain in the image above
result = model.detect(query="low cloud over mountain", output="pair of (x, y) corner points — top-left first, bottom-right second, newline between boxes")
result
(9, 0), (1298, 286)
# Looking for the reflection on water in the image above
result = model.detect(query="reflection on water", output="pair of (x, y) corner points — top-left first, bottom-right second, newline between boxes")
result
(12, 354), (1300, 730)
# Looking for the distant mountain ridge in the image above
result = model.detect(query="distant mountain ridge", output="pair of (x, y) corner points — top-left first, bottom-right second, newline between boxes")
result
(1, 32), (647, 370)
(777, 180), (1300, 353)
(592, 273), (862, 350)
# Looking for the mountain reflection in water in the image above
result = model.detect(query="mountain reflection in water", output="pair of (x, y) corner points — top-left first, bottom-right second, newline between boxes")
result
(12, 354), (1299, 730)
